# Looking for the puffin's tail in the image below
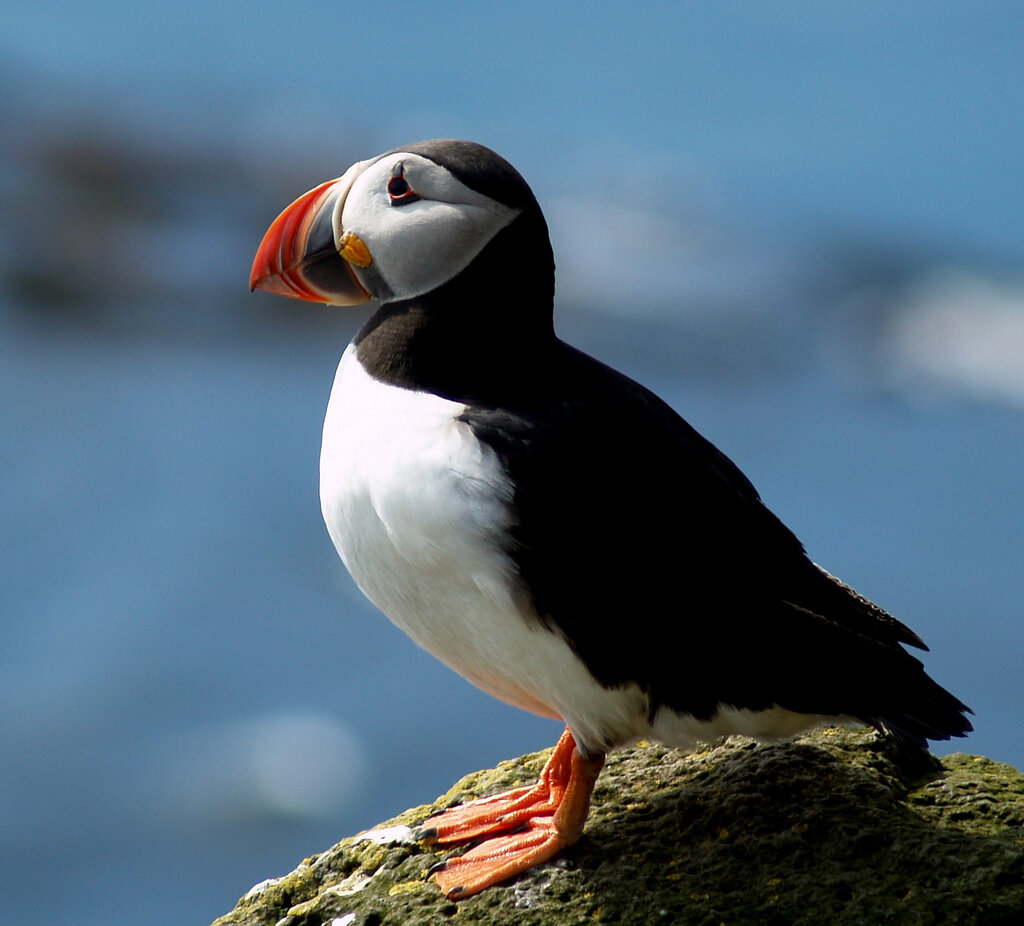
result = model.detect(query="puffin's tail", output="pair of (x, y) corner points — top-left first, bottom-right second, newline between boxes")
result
(780, 567), (974, 747)
(763, 596), (973, 749)
(865, 668), (973, 748)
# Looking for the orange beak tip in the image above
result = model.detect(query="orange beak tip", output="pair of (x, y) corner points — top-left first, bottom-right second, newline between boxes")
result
(249, 174), (371, 306)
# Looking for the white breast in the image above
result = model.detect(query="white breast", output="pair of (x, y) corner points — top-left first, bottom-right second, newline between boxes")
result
(318, 345), (652, 754)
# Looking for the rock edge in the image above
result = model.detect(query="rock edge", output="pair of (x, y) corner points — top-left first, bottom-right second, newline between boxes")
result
(211, 728), (1024, 926)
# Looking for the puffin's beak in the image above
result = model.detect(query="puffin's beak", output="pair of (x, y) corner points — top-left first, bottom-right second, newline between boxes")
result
(249, 160), (373, 305)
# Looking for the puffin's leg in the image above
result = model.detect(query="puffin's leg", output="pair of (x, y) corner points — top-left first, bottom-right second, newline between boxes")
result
(422, 727), (605, 899)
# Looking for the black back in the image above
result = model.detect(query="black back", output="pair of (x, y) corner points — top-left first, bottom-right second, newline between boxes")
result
(458, 346), (972, 747)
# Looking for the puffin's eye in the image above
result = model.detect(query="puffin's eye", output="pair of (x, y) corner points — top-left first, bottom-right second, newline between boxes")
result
(387, 174), (420, 205)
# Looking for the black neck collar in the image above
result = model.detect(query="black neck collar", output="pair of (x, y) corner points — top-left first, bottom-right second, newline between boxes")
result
(352, 208), (558, 406)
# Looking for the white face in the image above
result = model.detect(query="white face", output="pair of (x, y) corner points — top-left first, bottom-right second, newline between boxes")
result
(335, 152), (521, 303)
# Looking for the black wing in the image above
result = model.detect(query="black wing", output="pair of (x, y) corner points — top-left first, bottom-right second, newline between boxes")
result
(461, 343), (972, 746)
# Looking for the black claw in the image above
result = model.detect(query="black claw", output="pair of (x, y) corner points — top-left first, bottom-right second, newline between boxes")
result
(415, 826), (438, 843)
(446, 885), (467, 900)
(426, 859), (449, 876)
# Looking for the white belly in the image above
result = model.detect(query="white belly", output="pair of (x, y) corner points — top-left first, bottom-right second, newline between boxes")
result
(318, 346), (842, 755)
(318, 346), (649, 752)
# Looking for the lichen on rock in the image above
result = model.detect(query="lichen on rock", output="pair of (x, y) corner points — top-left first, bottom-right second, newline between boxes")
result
(211, 728), (1024, 926)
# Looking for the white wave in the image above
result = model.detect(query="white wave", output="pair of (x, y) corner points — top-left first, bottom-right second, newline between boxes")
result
(884, 269), (1024, 405)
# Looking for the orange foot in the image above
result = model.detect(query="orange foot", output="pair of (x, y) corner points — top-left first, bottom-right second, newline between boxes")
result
(418, 727), (605, 899)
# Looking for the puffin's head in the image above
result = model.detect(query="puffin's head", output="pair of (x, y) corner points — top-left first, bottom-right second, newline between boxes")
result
(250, 139), (544, 307)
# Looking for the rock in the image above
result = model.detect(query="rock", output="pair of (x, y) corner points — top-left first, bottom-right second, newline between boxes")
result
(211, 728), (1024, 926)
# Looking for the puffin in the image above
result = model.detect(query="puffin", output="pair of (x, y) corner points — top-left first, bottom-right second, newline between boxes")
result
(249, 139), (972, 899)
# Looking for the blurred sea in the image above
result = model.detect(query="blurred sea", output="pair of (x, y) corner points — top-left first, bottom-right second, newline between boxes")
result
(1, 5), (1022, 924)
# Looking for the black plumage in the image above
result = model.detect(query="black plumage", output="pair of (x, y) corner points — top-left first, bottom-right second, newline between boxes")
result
(350, 141), (971, 752)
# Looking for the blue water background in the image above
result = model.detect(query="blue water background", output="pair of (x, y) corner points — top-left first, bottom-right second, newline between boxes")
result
(1, 3), (1022, 924)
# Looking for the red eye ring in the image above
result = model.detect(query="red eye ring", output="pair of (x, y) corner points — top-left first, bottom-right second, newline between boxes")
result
(387, 173), (420, 205)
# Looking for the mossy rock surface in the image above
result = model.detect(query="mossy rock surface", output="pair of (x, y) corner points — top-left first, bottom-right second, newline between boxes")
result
(212, 728), (1024, 926)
